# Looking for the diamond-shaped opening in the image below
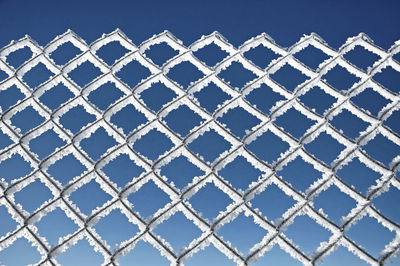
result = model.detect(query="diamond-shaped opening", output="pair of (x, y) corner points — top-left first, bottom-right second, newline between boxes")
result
(50, 41), (82, 66)
(140, 82), (177, 112)
(246, 130), (290, 164)
(0, 153), (34, 183)
(347, 215), (395, 258)
(251, 183), (296, 222)
(351, 87), (390, 117)
(29, 129), (66, 160)
(193, 82), (231, 114)
(0, 130), (13, 150)
(344, 45), (380, 71)
(47, 154), (87, 186)
(160, 155), (205, 190)
(252, 245), (303, 266)
(189, 183), (232, 221)
(193, 43), (229, 67)
(294, 45), (330, 70)
(270, 64), (309, 92)
(330, 109), (370, 139)
(22, 62), (54, 89)
(128, 179), (170, 219)
(6, 46), (33, 69)
(109, 104), (148, 136)
(299, 86), (336, 116)
(35, 207), (78, 245)
(313, 185), (357, 225)
(95, 41), (130, 66)
(38, 83), (74, 111)
(67, 61), (103, 88)
(118, 240), (170, 265)
(217, 106), (262, 139)
(145, 42), (179, 66)
(101, 153), (144, 188)
(115, 59), (151, 89)
(56, 238), (104, 266)
(154, 211), (202, 253)
(384, 110), (400, 135)
(166, 61), (204, 89)
(188, 129), (231, 163)
(185, 243), (236, 266)
(337, 157), (381, 196)
(0, 205), (18, 238)
(163, 105), (205, 137)
(363, 133), (400, 167)
(87, 82), (125, 111)
(218, 61), (257, 89)
(284, 215), (331, 256)
(245, 83), (286, 114)
(0, 238), (41, 265)
(218, 156), (263, 191)
(10, 105), (46, 134)
(80, 127), (118, 161)
(59, 105), (97, 134)
(278, 156), (323, 193)
(133, 129), (174, 161)
(14, 179), (53, 213)
(0, 85), (25, 112)
(320, 245), (369, 266)
(304, 132), (346, 166)
(243, 45), (280, 69)
(322, 65), (360, 91)
(94, 209), (139, 248)
(217, 213), (267, 255)
(69, 179), (112, 216)
(275, 108), (316, 139)
(372, 185), (400, 224)
(0, 69), (8, 82)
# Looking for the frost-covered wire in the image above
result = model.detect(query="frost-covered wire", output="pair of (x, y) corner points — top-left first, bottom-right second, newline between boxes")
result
(0, 29), (399, 265)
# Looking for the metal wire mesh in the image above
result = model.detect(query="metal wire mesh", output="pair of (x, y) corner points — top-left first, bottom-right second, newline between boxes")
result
(0, 29), (400, 265)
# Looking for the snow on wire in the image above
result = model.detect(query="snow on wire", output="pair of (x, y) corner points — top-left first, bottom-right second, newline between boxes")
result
(0, 29), (400, 265)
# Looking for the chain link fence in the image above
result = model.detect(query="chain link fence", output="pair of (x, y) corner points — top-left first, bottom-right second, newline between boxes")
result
(0, 29), (400, 265)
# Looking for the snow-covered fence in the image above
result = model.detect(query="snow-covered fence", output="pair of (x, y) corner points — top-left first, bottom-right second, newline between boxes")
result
(0, 30), (400, 265)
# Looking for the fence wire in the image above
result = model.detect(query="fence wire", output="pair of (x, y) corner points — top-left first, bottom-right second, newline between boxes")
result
(0, 29), (400, 265)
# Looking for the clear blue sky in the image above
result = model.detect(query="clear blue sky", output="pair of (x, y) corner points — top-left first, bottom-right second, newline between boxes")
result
(0, 0), (399, 49)
(0, 0), (400, 265)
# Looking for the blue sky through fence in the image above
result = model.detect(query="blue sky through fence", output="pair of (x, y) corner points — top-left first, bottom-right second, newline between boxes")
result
(0, 0), (400, 265)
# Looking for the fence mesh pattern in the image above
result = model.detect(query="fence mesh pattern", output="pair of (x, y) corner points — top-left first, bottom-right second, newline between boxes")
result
(0, 29), (400, 265)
